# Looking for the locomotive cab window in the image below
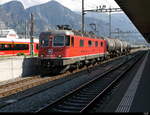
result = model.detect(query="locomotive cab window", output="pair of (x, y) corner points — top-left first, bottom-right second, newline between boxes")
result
(53, 36), (64, 47)
(39, 34), (49, 47)
(65, 36), (70, 46)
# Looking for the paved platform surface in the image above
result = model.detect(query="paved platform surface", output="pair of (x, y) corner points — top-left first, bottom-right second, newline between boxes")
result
(129, 50), (150, 112)
(116, 49), (150, 112)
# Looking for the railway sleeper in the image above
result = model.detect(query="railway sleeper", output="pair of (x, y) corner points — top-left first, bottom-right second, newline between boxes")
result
(56, 104), (83, 111)
(75, 93), (97, 98)
(71, 95), (93, 101)
(81, 88), (99, 92)
(51, 109), (78, 113)
(86, 85), (101, 89)
(65, 99), (89, 104)
(78, 91), (99, 95)
(51, 107), (80, 112)
(63, 101), (86, 107)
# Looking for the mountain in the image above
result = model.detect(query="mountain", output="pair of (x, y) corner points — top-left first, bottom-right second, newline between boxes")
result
(26, 1), (110, 36)
(0, 1), (28, 33)
(0, 1), (147, 45)
(26, 1), (81, 32)
(0, 1), (109, 36)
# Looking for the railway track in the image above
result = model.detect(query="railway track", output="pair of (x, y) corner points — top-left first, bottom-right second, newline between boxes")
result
(0, 72), (74, 98)
(0, 50), (144, 111)
(0, 52), (132, 99)
(0, 52), (132, 111)
(0, 77), (41, 97)
(36, 51), (145, 112)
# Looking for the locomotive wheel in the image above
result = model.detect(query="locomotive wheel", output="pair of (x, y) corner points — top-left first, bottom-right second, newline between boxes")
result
(40, 67), (49, 77)
(51, 67), (62, 75)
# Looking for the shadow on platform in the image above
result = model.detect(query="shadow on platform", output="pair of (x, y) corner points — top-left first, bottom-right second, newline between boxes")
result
(21, 57), (40, 77)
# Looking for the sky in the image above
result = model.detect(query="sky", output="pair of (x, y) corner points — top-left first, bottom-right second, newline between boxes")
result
(0, 0), (120, 11)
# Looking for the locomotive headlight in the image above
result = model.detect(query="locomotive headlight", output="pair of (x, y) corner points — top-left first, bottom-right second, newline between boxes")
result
(40, 54), (44, 58)
(58, 55), (62, 58)
(48, 49), (53, 54)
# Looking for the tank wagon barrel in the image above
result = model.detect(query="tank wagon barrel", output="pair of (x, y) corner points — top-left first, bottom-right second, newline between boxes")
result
(105, 37), (131, 57)
(105, 38), (116, 52)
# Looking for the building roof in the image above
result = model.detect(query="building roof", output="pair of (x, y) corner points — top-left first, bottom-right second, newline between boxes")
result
(115, 0), (150, 43)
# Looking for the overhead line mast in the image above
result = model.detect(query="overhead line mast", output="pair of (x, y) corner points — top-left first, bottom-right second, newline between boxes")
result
(81, 0), (85, 34)
(30, 13), (34, 56)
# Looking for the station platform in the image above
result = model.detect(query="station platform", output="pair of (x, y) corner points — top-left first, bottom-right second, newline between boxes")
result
(97, 49), (150, 112)
(115, 49), (150, 112)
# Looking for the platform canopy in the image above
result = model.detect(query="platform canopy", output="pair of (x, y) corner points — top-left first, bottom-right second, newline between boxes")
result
(115, 0), (150, 43)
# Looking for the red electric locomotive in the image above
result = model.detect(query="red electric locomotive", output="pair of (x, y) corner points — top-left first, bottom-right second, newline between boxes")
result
(39, 29), (108, 74)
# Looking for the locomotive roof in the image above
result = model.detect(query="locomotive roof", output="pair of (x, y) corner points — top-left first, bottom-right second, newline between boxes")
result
(42, 30), (100, 39)
(49, 30), (75, 36)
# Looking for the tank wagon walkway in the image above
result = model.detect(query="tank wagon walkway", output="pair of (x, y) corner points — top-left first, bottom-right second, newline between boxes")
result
(107, 49), (150, 112)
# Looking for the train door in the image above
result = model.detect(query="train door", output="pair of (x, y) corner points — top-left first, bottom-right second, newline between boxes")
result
(39, 32), (51, 57)
(71, 36), (74, 47)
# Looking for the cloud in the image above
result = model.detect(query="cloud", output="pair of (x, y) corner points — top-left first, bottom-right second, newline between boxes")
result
(18, 0), (50, 8)
(0, 0), (14, 4)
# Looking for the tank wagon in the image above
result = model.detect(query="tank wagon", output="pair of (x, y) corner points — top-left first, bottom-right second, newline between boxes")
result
(105, 38), (131, 57)
(38, 29), (131, 75)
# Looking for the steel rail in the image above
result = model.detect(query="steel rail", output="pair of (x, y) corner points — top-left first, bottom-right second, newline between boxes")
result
(36, 51), (145, 112)
(80, 52), (146, 112)
(0, 50), (141, 110)
(0, 51), (132, 98)
(0, 51), (128, 109)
